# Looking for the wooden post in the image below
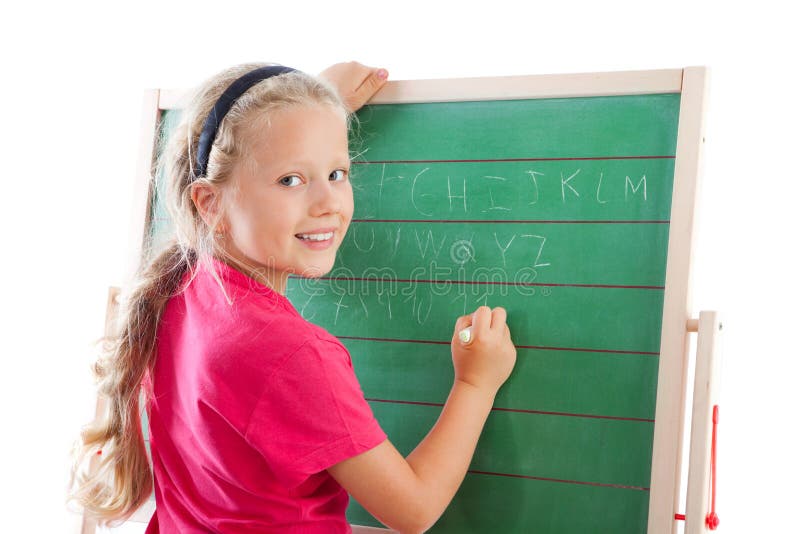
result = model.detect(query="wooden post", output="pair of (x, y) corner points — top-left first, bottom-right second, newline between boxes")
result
(80, 288), (122, 534)
(685, 311), (723, 533)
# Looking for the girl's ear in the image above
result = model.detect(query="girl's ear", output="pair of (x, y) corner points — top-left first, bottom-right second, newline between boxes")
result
(190, 182), (224, 228)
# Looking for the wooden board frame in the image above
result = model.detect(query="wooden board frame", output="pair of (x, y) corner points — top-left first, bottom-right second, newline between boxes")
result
(121, 67), (708, 534)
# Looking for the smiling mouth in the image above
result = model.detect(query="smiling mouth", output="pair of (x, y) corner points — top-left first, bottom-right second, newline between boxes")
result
(294, 231), (335, 242)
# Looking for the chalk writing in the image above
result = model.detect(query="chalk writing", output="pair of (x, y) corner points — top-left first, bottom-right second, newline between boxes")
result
(414, 229), (447, 259)
(483, 176), (512, 212)
(447, 176), (467, 213)
(625, 174), (647, 200)
(356, 165), (654, 216)
(411, 167), (433, 216)
(561, 169), (581, 201)
(353, 226), (375, 252)
(520, 234), (550, 268)
(333, 292), (348, 325)
(527, 170), (544, 205)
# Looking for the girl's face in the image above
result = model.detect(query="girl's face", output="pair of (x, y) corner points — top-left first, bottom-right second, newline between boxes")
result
(221, 103), (353, 294)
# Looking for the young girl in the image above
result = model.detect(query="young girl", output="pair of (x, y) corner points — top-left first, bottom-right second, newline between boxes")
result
(71, 61), (517, 533)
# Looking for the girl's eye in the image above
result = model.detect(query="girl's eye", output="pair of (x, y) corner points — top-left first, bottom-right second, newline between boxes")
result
(330, 169), (348, 182)
(278, 175), (302, 187)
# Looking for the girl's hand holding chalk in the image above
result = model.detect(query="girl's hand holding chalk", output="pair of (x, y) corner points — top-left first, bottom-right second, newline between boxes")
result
(458, 326), (473, 344)
(451, 306), (517, 394)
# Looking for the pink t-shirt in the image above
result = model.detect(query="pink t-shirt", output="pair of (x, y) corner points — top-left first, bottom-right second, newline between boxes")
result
(144, 257), (387, 533)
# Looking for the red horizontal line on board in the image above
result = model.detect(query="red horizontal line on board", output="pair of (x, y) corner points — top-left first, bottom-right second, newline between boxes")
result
(516, 344), (659, 356)
(317, 276), (664, 291)
(336, 335), (659, 356)
(468, 470), (650, 492)
(351, 219), (670, 224)
(340, 335), (450, 346)
(352, 155), (675, 164)
(365, 398), (654, 423)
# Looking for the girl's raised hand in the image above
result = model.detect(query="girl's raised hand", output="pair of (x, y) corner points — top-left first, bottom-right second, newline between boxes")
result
(451, 306), (517, 394)
(319, 61), (389, 112)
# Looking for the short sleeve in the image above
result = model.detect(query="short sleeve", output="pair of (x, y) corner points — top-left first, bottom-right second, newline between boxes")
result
(245, 337), (387, 488)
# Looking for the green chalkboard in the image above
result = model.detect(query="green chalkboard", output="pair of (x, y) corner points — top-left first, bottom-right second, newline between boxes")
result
(150, 90), (681, 533)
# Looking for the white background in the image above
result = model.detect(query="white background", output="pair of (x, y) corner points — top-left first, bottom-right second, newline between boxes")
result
(2, 1), (796, 532)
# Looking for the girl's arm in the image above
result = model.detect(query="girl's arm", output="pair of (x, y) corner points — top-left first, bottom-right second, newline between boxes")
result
(328, 305), (517, 534)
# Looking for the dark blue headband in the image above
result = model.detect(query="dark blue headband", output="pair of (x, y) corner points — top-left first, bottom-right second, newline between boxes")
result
(193, 65), (297, 180)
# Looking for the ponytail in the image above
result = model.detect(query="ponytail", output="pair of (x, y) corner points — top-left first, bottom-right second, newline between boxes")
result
(69, 244), (196, 523)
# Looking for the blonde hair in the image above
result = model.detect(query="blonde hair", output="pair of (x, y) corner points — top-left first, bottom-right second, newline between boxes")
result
(69, 63), (348, 524)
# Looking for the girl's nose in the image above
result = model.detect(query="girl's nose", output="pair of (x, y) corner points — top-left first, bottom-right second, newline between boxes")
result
(309, 179), (341, 216)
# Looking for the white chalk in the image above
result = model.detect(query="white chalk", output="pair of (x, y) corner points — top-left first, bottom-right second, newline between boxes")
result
(458, 326), (473, 344)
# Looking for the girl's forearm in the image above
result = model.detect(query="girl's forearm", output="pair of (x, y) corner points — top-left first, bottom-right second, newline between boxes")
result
(404, 380), (496, 528)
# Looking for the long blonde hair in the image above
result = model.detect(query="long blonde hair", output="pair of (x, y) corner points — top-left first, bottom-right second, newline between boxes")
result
(69, 62), (348, 524)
